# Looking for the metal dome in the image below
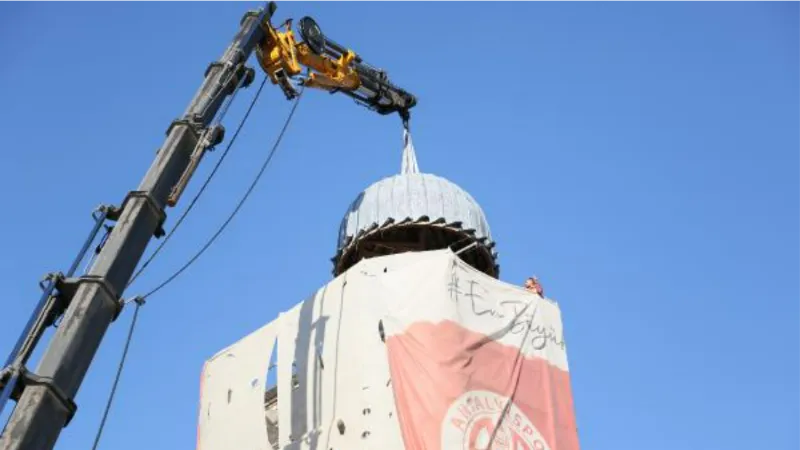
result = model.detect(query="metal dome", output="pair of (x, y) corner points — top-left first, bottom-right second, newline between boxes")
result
(332, 131), (499, 277)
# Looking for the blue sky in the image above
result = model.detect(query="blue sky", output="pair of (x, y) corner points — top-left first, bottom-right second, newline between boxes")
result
(1, 2), (797, 449)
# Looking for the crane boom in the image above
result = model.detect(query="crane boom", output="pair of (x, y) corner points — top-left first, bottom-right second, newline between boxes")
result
(0, 2), (416, 449)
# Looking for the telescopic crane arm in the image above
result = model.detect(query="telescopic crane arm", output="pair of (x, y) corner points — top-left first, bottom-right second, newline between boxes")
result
(0, 2), (416, 449)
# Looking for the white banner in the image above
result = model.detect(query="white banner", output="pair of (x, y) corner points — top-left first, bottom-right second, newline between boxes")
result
(196, 249), (579, 450)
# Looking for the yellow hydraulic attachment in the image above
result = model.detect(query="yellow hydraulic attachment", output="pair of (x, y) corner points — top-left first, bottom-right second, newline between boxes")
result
(255, 14), (417, 122)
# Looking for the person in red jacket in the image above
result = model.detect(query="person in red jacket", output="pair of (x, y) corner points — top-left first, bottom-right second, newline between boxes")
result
(524, 276), (544, 297)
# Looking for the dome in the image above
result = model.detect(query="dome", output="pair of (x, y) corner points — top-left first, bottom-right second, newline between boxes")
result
(332, 131), (499, 277)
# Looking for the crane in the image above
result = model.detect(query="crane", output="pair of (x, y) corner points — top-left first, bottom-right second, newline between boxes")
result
(0, 3), (416, 449)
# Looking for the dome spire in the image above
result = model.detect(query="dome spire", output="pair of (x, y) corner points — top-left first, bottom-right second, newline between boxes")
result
(333, 120), (499, 278)
(401, 128), (419, 174)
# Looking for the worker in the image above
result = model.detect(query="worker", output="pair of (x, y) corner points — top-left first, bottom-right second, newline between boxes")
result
(524, 276), (544, 297)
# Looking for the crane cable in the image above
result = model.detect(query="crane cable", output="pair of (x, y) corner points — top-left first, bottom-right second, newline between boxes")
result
(90, 77), (305, 450)
(90, 298), (141, 450)
(138, 82), (304, 301)
(126, 70), (250, 288)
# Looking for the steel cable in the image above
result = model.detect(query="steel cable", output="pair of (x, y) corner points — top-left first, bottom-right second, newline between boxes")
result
(138, 84), (304, 301)
(126, 74), (258, 288)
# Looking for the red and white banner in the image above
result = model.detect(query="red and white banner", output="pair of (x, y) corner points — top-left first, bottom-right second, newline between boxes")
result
(380, 253), (580, 450)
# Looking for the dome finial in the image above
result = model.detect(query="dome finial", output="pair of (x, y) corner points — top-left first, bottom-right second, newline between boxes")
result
(401, 128), (419, 174)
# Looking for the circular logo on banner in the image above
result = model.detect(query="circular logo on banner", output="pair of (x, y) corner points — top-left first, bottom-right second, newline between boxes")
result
(441, 390), (551, 450)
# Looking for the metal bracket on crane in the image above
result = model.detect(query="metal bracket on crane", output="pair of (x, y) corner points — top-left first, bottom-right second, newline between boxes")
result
(0, 366), (78, 426)
(105, 190), (166, 238)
